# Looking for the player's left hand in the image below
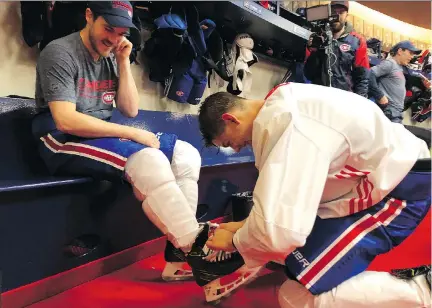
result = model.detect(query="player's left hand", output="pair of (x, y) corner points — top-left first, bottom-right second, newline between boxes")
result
(114, 37), (132, 63)
(206, 228), (236, 252)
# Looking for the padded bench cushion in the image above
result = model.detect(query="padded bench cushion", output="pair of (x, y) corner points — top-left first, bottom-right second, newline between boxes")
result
(0, 97), (93, 192)
(110, 108), (255, 167)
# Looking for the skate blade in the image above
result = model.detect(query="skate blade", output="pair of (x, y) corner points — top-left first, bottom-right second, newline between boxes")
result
(161, 274), (194, 282)
(204, 265), (262, 304)
(162, 262), (193, 282)
(206, 289), (236, 306)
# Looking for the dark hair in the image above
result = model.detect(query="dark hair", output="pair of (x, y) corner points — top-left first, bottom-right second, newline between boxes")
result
(198, 92), (245, 147)
(390, 47), (406, 57)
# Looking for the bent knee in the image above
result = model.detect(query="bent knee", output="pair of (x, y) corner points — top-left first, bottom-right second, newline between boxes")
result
(125, 148), (175, 194)
(127, 147), (171, 171)
(172, 140), (202, 180)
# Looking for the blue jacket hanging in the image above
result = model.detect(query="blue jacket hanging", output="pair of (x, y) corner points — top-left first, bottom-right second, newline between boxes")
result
(144, 5), (216, 105)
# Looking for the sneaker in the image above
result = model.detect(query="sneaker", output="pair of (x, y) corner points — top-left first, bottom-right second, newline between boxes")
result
(161, 240), (193, 281)
(186, 223), (262, 304)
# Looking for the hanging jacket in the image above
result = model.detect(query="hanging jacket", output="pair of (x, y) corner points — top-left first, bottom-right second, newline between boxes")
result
(20, 1), (46, 47)
(227, 33), (258, 95)
(144, 5), (217, 105)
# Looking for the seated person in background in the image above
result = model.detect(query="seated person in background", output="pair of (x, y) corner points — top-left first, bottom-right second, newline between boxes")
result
(304, 1), (370, 97)
(31, 1), (257, 302)
(369, 41), (422, 123)
(198, 83), (431, 308)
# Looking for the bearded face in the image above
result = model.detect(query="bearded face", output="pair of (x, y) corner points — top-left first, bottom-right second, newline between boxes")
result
(330, 5), (348, 33)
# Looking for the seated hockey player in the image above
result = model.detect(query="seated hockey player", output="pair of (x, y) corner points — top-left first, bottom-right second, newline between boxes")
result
(31, 1), (259, 303)
(198, 83), (431, 307)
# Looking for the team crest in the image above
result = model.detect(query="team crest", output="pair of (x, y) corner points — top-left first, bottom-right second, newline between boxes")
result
(339, 44), (351, 52)
(102, 91), (116, 105)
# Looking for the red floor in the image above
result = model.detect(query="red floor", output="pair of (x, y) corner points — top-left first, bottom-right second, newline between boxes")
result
(26, 253), (287, 308)
(18, 210), (432, 308)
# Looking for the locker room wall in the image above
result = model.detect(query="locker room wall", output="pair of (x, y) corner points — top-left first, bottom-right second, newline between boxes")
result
(0, 2), (428, 128)
(0, 2), (286, 114)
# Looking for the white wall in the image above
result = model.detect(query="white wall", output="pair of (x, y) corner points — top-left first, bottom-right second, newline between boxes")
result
(0, 1), (429, 129)
(0, 2), (40, 99)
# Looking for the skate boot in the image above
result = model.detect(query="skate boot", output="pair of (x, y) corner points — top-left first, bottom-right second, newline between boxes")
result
(391, 264), (431, 291)
(186, 223), (262, 304)
(161, 240), (193, 281)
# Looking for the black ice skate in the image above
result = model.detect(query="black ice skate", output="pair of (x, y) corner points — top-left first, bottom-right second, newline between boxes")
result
(161, 240), (193, 281)
(186, 222), (262, 304)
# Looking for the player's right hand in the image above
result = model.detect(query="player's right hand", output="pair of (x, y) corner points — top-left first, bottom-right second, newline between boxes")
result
(130, 128), (160, 148)
(378, 96), (389, 105)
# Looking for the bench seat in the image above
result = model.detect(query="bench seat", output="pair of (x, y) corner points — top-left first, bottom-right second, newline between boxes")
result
(0, 177), (93, 193)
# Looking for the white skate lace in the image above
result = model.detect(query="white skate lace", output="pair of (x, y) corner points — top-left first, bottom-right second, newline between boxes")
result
(202, 245), (233, 262)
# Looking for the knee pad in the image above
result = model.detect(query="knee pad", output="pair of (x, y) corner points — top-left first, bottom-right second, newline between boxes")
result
(125, 147), (175, 196)
(171, 140), (202, 182)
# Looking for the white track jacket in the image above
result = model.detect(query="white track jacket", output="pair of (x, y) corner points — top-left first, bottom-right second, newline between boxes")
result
(233, 83), (430, 268)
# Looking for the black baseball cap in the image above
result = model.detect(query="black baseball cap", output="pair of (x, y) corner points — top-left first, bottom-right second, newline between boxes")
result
(88, 1), (137, 29)
(391, 40), (422, 55)
(331, 1), (349, 11)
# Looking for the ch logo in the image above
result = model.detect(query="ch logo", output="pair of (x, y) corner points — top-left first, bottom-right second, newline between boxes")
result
(339, 43), (351, 52)
(102, 91), (116, 104)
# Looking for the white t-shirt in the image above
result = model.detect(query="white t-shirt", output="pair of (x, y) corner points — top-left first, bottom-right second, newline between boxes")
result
(234, 83), (430, 268)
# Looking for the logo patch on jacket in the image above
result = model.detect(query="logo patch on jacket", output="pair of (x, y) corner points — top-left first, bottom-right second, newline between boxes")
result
(339, 43), (351, 52)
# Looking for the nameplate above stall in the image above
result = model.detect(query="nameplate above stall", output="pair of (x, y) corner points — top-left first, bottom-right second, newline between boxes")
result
(110, 109), (255, 168)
